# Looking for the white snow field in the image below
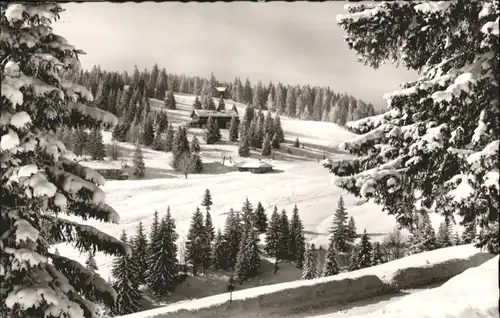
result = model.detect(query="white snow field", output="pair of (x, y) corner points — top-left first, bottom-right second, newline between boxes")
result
(117, 245), (494, 318)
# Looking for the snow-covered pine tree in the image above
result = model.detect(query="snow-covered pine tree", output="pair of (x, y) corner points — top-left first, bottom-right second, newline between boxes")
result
(155, 108), (168, 135)
(108, 139), (121, 160)
(325, 0), (499, 254)
(278, 209), (291, 261)
(229, 115), (239, 142)
(437, 220), (453, 248)
(89, 128), (107, 160)
(132, 221), (149, 285)
(274, 113), (285, 143)
(238, 131), (250, 157)
(371, 242), (385, 266)
(301, 244), (317, 280)
(0, 4), (130, 317)
(201, 189), (213, 213)
(271, 132), (281, 149)
(288, 205), (302, 263)
(212, 229), (229, 270)
(205, 116), (221, 144)
(142, 113), (155, 146)
(331, 196), (351, 253)
(193, 96), (202, 109)
(235, 227), (250, 284)
(261, 133), (272, 156)
(265, 206), (281, 258)
(111, 231), (142, 315)
(172, 125), (190, 170)
(347, 216), (357, 247)
(354, 230), (373, 270)
(85, 251), (98, 274)
(253, 202), (268, 234)
(246, 225), (261, 279)
(146, 210), (178, 296)
(205, 210), (215, 243)
(462, 221), (477, 244)
(164, 90), (176, 110)
(189, 153), (203, 174)
(241, 197), (254, 230)
(223, 209), (243, 270)
(322, 240), (339, 277)
(408, 210), (438, 254)
(133, 142), (146, 178)
(185, 207), (206, 276)
(190, 134), (201, 153)
(164, 123), (174, 152)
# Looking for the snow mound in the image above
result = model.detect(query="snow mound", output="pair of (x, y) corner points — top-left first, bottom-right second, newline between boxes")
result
(348, 256), (499, 318)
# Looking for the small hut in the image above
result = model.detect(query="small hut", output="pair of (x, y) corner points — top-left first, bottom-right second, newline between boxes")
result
(238, 160), (274, 174)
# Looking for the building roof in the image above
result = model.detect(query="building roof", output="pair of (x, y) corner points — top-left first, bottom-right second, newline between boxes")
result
(240, 160), (274, 169)
(190, 109), (238, 119)
(215, 86), (227, 92)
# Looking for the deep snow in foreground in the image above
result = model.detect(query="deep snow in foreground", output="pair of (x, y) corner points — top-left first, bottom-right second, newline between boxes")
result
(117, 245), (488, 318)
(339, 255), (499, 318)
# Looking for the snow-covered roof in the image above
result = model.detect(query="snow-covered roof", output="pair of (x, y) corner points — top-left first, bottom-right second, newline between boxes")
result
(79, 160), (122, 170)
(240, 160), (274, 169)
(191, 109), (238, 118)
(215, 86), (227, 92)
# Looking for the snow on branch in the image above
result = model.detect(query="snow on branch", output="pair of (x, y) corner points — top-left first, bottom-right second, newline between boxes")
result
(14, 219), (40, 244)
(59, 157), (105, 186)
(345, 108), (400, 134)
(66, 200), (120, 224)
(339, 123), (392, 153)
(50, 253), (117, 307)
(3, 247), (47, 271)
(60, 80), (94, 103)
(41, 215), (130, 257)
(467, 140), (499, 171)
(414, 1), (454, 14)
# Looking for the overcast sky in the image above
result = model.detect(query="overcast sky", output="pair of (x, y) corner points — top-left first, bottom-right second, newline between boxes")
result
(53, 2), (417, 109)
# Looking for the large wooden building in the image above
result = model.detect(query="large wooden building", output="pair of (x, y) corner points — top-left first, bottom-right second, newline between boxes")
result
(188, 109), (239, 129)
(238, 160), (274, 174)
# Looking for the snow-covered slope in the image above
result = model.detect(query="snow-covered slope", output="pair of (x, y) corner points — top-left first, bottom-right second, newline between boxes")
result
(343, 255), (499, 318)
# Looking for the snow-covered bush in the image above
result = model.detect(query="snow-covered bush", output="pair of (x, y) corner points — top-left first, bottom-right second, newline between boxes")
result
(325, 0), (499, 253)
(1, 3), (129, 317)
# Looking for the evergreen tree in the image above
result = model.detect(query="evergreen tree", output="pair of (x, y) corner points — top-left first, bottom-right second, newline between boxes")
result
(235, 225), (261, 284)
(302, 244), (317, 280)
(89, 128), (107, 160)
(331, 197), (350, 253)
(165, 90), (176, 109)
(462, 222), (476, 244)
(85, 251), (98, 274)
(327, 0), (499, 254)
(164, 123), (175, 152)
(0, 16), (137, 310)
(132, 222), (149, 285)
(409, 211), (438, 254)
(322, 241), (339, 277)
(201, 189), (213, 213)
(172, 125), (191, 170)
(190, 134), (201, 153)
(371, 242), (385, 266)
(113, 121), (129, 142)
(238, 131), (250, 157)
(133, 143), (146, 178)
(186, 207), (206, 276)
(205, 210), (215, 243)
(265, 206), (281, 258)
(293, 137), (300, 148)
(229, 115), (239, 142)
(224, 209), (243, 269)
(352, 230), (373, 270)
(253, 202), (268, 234)
(205, 116), (221, 144)
(274, 113), (285, 143)
(146, 211), (178, 296)
(347, 216), (357, 246)
(142, 113), (155, 146)
(278, 209), (291, 261)
(289, 205), (306, 268)
(111, 231), (143, 315)
(193, 96), (202, 109)
(261, 133), (272, 156)
(189, 153), (204, 174)
(108, 139), (121, 160)
(271, 132), (281, 149)
(437, 221), (453, 248)
(212, 229), (228, 270)
(241, 197), (254, 230)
